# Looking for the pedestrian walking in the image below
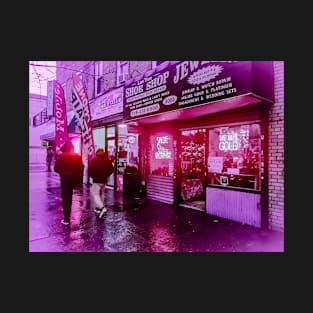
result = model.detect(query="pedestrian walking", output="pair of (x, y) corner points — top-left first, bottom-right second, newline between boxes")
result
(54, 141), (84, 225)
(88, 148), (114, 218)
(46, 146), (53, 172)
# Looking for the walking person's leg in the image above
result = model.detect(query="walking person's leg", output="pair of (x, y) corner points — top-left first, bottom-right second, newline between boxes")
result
(98, 183), (107, 218)
(90, 183), (104, 213)
(100, 183), (106, 205)
(61, 178), (73, 225)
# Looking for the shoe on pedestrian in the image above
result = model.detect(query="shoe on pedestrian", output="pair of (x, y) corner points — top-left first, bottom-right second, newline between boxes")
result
(61, 219), (70, 225)
(98, 207), (107, 218)
(94, 207), (101, 213)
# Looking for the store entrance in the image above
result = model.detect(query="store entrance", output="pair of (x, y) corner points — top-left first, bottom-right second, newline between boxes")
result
(179, 129), (206, 212)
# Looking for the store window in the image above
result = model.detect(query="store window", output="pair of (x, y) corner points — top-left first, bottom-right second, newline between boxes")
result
(149, 134), (174, 177)
(107, 126), (115, 137)
(207, 123), (261, 191)
(116, 61), (129, 86)
(92, 127), (105, 151)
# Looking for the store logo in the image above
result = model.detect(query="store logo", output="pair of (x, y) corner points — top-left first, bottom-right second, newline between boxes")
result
(187, 65), (223, 85)
(163, 95), (177, 106)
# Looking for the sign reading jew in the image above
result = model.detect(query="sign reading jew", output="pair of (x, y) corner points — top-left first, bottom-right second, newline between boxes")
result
(124, 61), (256, 120)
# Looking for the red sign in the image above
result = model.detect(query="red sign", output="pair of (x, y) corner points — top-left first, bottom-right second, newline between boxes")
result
(54, 81), (68, 154)
(127, 124), (141, 134)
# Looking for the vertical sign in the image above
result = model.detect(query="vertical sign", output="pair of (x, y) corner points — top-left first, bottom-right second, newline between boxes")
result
(72, 73), (95, 160)
(54, 81), (68, 154)
(47, 80), (54, 116)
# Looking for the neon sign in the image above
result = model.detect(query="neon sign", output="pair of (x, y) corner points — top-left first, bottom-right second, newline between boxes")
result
(219, 130), (239, 151)
(155, 136), (171, 159)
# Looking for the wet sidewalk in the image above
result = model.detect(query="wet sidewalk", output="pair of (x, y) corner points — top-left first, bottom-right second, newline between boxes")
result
(29, 171), (284, 252)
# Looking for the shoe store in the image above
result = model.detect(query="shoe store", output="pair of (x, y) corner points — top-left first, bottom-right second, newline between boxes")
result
(123, 61), (275, 228)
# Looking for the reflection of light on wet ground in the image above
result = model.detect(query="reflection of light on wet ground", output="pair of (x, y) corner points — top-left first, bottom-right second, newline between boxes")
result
(103, 214), (133, 244)
(29, 171), (284, 252)
(101, 212), (149, 252)
(71, 197), (83, 224)
(149, 222), (179, 252)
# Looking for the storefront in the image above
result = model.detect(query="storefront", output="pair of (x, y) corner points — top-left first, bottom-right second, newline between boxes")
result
(90, 87), (140, 191)
(123, 61), (274, 228)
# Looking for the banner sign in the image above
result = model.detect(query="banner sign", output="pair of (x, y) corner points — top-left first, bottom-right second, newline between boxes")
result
(90, 87), (123, 120)
(47, 80), (54, 116)
(54, 81), (68, 154)
(124, 61), (272, 120)
(72, 73), (95, 159)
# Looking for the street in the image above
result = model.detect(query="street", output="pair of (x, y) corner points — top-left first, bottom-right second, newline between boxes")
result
(29, 170), (284, 252)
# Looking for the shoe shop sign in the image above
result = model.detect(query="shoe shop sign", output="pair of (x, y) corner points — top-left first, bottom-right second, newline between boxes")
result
(123, 61), (274, 120)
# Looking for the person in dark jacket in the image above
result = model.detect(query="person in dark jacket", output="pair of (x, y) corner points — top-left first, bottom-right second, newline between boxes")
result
(46, 146), (53, 172)
(88, 148), (114, 217)
(54, 141), (84, 225)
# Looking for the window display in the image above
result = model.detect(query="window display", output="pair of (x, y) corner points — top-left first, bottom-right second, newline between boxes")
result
(207, 123), (261, 191)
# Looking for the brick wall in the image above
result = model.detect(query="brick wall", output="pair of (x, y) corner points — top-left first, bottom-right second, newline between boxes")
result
(129, 61), (152, 78)
(268, 61), (284, 231)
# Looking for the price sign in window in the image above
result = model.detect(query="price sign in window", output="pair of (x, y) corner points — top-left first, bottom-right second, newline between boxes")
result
(208, 123), (261, 190)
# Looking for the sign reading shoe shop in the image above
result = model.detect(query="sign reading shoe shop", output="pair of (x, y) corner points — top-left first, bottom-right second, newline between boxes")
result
(123, 61), (274, 121)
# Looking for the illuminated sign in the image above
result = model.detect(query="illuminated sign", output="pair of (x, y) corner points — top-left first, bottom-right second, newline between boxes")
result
(155, 136), (171, 159)
(219, 129), (240, 151)
(71, 136), (81, 154)
(124, 61), (274, 121)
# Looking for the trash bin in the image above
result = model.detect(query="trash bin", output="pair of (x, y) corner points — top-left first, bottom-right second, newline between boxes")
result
(123, 165), (141, 199)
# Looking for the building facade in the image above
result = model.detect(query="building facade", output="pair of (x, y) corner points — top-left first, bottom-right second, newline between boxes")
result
(51, 61), (154, 186)
(41, 61), (284, 232)
(29, 93), (49, 171)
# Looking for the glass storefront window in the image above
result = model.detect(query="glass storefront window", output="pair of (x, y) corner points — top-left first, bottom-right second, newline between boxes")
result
(149, 134), (174, 177)
(117, 124), (139, 174)
(107, 126), (115, 137)
(207, 123), (261, 191)
(92, 128), (105, 151)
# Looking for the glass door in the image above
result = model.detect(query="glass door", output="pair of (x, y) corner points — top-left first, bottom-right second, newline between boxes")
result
(106, 138), (115, 187)
(106, 126), (116, 187)
(180, 129), (206, 212)
(116, 123), (139, 191)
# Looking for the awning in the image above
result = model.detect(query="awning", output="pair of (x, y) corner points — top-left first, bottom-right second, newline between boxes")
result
(123, 61), (274, 123)
(129, 93), (264, 125)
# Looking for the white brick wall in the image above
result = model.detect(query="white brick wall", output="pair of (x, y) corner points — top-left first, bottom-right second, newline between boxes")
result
(268, 61), (284, 231)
